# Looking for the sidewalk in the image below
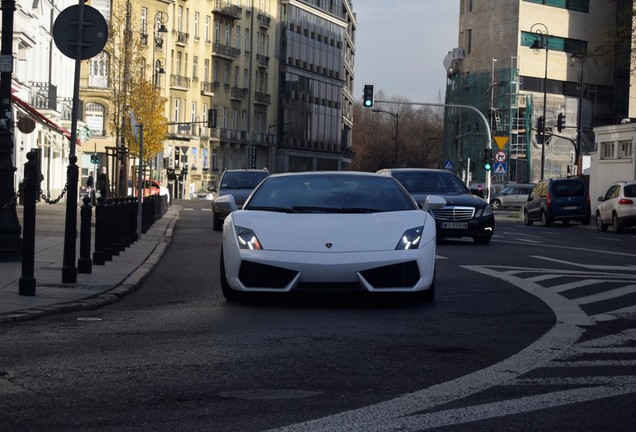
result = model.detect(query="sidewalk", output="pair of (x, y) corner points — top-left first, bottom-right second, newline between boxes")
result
(0, 202), (180, 323)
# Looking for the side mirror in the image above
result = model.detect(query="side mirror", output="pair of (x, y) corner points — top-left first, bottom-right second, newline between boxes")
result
(597, 196), (604, 202)
(214, 194), (238, 213)
(421, 195), (446, 212)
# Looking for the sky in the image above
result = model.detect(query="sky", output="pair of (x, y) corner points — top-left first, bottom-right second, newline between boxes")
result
(353, 1), (460, 104)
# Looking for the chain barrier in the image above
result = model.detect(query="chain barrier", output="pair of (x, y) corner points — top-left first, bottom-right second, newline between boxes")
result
(1, 183), (22, 209)
(0, 178), (70, 209)
(40, 180), (68, 205)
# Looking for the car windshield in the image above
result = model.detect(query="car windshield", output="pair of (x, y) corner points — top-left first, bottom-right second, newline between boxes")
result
(220, 171), (269, 189)
(245, 174), (416, 213)
(392, 171), (469, 195)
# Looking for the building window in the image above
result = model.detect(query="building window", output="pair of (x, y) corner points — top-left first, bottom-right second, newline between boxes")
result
(204, 59), (210, 82)
(89, 52), (109, 88)
(618, 140), (633, 159)
(174, 98), (180, 122)
(245, 28), (250, 52)
(600, 142), (614, 160)
(85, 103), (105, 136)
(520, 31), (587, 54)
(91, 0), (111, 19)
(193, 56), (198, 79)
(194, 12), (200, 39)
(205, 16), (211, 42)
(140, 7), (147, 34)
(523, 0), (589, 13)
(466, 29), (472, 55)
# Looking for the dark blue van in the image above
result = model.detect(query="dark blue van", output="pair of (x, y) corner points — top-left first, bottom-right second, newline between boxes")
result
(523, 177), (591, 227)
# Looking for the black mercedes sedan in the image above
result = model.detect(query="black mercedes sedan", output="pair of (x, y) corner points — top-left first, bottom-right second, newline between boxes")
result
(378, 168), (495, 244)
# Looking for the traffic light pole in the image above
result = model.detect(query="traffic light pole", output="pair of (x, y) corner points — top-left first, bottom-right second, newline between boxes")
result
(375, 100), (493, 201)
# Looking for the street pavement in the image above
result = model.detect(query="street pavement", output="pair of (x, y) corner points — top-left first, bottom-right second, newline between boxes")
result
(0, 202), (180, 323)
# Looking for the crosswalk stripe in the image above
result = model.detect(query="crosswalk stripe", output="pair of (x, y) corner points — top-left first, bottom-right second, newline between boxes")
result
(575, 284), (636, 305)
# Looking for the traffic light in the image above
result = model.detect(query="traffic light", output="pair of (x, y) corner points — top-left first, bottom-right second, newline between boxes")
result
(483, 147), (492, 171)
(207, 108), (217, 128)
(557, 112), (565, 133)
(362, 84), (374, 108)
(90, 155), (100, 164)
(536, 116), (545, 132)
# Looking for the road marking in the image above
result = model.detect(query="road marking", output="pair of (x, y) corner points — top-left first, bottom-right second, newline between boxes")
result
(531, 255), (636, 271)
(550, 279), (600, 293)
(575, 284), (636, 305)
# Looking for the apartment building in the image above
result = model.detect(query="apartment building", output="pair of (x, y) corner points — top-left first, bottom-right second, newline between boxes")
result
(77, 0), (355, 199)
(443, 0), (622, 185)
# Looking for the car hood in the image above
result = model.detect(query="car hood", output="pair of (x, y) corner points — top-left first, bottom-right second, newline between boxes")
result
(411, 193), (485, 207)
(230, 210), (433, 252)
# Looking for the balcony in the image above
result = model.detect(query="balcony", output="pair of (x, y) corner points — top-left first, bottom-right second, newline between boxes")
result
(29, 82), (57, 110)
(212, 0), (242, 21)
(230, 86), (247, 101)
(212, 42), (240, 60)
(175, 31), (189, 46)
(201, 81), (215, 95)
(257, 13), (271, 29)
(169, 74), (191, 90)
(256, 54), (269, 69)
(254, 92), (271, 106)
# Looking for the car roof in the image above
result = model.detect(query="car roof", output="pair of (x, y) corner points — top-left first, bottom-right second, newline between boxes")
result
(267, 171), (385, 179)
(378, 168), (449, 174)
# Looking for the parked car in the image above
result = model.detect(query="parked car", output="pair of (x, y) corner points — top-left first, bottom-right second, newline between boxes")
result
(212, 168), (270, 231)
(193, 187), (214, 200)
(489, 184), (534, 210)
(127, 179), (170, 202)
(377, 168), (494, 244)
(596, 180), (636, 233)
(218, 171), (446, 302)
(523, 177), (591, 227)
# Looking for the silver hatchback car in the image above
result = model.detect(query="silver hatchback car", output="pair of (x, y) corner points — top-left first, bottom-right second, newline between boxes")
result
(596, 180), (636, 233)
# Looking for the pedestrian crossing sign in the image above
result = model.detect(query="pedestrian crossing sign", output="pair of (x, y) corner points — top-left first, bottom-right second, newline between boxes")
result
(444, 161), (453, 170)
(494, 162), (507, 174)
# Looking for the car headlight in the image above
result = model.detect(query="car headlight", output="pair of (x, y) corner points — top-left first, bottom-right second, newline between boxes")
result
(236, 226), (263, 250)
(395, 226), (423, 250)
(475, 205), (493, 217)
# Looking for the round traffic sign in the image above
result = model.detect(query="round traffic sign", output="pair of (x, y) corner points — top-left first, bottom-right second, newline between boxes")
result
(495, 151), (507, 162)
(53, 5), (108, 60)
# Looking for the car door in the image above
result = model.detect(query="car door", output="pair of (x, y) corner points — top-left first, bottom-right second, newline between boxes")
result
(508, 187), (526, 207)
(525, 183), (545, 220)
(598, 185), (619, 223)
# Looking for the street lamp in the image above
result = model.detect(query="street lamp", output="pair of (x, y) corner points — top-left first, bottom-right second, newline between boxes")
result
(570, 52), (587, 176)
(372, 109), (399, 167)
(153, 58), (166, 88)
(530, 23), (549, 180)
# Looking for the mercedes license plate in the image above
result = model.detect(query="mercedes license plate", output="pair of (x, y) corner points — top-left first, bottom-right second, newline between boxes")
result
(442, 222), (468, 229)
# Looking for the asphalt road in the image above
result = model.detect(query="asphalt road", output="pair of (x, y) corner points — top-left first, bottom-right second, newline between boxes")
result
(0, 201), (634, 431)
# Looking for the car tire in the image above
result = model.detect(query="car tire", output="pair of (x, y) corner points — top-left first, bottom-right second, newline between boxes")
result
(220, 248), (243, 302)
(473, 235), (491, 245)
(541, 211), (552, 227)
(523, 209), (533, 226)
(490, 199), (502, 210)
(613, 212), (624, 233)
(596, 212), (608, 232)
(213, 211), (222, 231)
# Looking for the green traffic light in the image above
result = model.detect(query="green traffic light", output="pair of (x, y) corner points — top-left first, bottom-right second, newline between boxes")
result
(364, 100), (372, 107)
(484, 163), (491, 171)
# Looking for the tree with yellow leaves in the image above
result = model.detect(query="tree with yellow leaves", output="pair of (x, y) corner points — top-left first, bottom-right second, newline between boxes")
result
(125, 76), (168, 162)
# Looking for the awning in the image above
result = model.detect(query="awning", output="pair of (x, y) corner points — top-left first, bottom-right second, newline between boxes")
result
(12, 94), (80, 146)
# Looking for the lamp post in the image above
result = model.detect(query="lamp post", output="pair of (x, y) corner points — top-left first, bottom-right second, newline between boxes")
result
(372, 109), (399, 167)
(0, 0), (22, 261)
(570, 52), (587, 176)
(530, 23), (549, 180)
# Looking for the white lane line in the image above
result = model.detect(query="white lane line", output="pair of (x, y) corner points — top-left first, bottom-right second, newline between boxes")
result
(576, 329), (636, 348)
(531, 255), (636, 270)
(550, 279), (600, 293)
(265, 266), (587, 432)
(576, 347), (636, 354)
(575, 284), (636, 305)
(182, 208), (194, 211)
(350, 385), (636, 432)
(515, 376), (636, 385)
(201, 208), (212, 211)
(526, 274), (565, 283)
(592, 304), (636, 321)
(548, 360), (636, 367)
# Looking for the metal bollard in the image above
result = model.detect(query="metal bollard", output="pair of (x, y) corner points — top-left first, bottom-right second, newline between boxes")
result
(93, 196), (107, 265)
(19, 151), (39, 296)
(103, 197), (114, 260)
(77, 196), (93, 274)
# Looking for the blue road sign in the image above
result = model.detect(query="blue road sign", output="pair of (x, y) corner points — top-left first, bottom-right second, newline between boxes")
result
(494, 162), (507, 174)
(444, 161), (453, 170)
